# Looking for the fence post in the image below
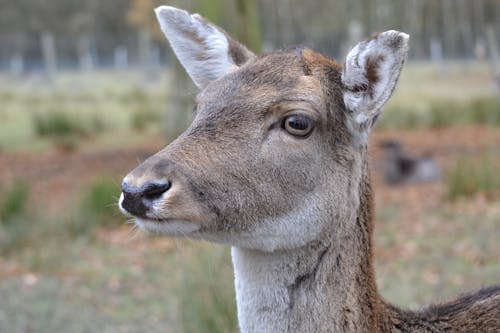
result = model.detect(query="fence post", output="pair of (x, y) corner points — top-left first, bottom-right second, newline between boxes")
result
(77, 35), (94, 71)
(138, 28), (153, 83)
(486, 26), (500, 93)
(10, 54), (24, 76)
(114, 46), (128, 70)
(41, 31), (57, 82)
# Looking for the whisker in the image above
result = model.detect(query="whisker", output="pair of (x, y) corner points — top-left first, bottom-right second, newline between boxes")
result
(128, 226), (143, 241)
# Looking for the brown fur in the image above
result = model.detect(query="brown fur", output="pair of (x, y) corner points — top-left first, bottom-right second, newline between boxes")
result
(366, 54), (385, 85)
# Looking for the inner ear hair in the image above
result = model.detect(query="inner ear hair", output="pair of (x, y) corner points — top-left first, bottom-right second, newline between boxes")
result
(155, 6), (255, 89)
(341, 31), (409, 129)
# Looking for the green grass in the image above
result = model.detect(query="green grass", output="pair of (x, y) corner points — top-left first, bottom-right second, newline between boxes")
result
(468, 97), (500, 125)
(379, 96), (500, 129)
(0, 180), (29, 223)
(0, 175), (123, 255)
(131, 109), (163, 132)
(378, 104), (424, 129)
(0, 70), (167, 152)
(33, 110), (108, 151)
(446, 154), (500, 201)
(33, 111), (89, 137)
(66, 175), (123, 236)
(0, 181), (32, 255)
(0, 63), (497, 152)
(81, 176), (121, 223)
(174, 244), (237, 333)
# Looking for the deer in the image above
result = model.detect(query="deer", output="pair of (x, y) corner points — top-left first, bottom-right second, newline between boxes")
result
(119, 6), (500, 333)
(379, 140), (441, 185)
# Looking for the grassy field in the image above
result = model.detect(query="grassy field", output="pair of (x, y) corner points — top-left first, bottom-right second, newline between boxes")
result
(0, 70), (171, 153)
(0, 62), (499, 332)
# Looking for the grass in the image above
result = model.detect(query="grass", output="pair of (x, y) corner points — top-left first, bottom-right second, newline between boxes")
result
(379, 96), (500, 129)
(0, 181), (31, 255)
(80, 176), (122, 226)
(0, 70), (167, 152)
(446, 154), (500, 201)
(0, 235), (237, 333)
(34, 111), (90, 137)
(174, 245), (237, 333)
(375, 202), (499, 307)
(0, 180), (29, 223)
(468, 97), (500, 124)
(33, 110), (107, 151)
(0, 175), (122, 255)
(131, 108), (163, 132)
(0, 63), (497, 152)
(65, 175), (123, 237)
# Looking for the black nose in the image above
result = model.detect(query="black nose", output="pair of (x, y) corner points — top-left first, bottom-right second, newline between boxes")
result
(121, 181), (171, 217)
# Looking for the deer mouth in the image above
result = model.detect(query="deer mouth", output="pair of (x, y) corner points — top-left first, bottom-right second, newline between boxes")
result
(118, 188), (202, 235)
(134, 217), (202, 235)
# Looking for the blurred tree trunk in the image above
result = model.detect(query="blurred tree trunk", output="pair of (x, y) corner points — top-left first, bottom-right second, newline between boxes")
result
(346, 1), (363, 38)
(485, 26), (500, 93)
(77, 35), (94, 71)
(164, 60), (196, 141)
(472, 0), (485, 41)
(442, 0), (458, 58)
(271, 0), (283, 47)
(113, 46), (128, 70)
(269, 0), (293, 48)
(456, 0), (473, 58)
(496, 1), (500, 40)
(198, 0), (222, 23)
(41, 31), (57, 84)
(361, 0), (373, 36)
(407, 0), (425, 58)
(10, 53), (24, 76)
(235, 0), (261, 52)
(138, 27), (153, 83)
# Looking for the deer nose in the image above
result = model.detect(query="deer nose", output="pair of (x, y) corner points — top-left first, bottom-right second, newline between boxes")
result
(120, 181), (171, 217)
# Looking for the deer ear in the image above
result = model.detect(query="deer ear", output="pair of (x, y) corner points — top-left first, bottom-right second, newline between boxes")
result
(155, 6), (255, 89)
(342, 31), (409, 139)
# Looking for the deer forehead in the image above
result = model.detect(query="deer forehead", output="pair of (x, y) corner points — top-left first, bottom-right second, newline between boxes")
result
(195, 50), (331, 119)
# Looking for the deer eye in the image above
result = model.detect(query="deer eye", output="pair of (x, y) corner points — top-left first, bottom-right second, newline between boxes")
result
(282, 114), (315, 137)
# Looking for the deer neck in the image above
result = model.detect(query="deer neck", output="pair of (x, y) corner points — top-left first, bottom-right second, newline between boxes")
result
(231, 157), (384, 333)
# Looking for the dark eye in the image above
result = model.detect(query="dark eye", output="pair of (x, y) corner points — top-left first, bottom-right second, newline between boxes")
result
(282, 114), (315, 137)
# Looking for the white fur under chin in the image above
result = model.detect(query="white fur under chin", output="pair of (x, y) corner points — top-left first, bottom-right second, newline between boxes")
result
(199, 192), (334, 252)
(135, 218), (201, 235)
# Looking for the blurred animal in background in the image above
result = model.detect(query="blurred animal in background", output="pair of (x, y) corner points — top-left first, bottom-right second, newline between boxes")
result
(379, 140), (441, 185)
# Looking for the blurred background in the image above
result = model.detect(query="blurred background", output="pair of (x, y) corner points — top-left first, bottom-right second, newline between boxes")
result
(0, 0), (499, 332)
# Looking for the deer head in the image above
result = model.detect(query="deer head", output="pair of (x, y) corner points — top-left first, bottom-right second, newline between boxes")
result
(119, 6), (408, 252)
